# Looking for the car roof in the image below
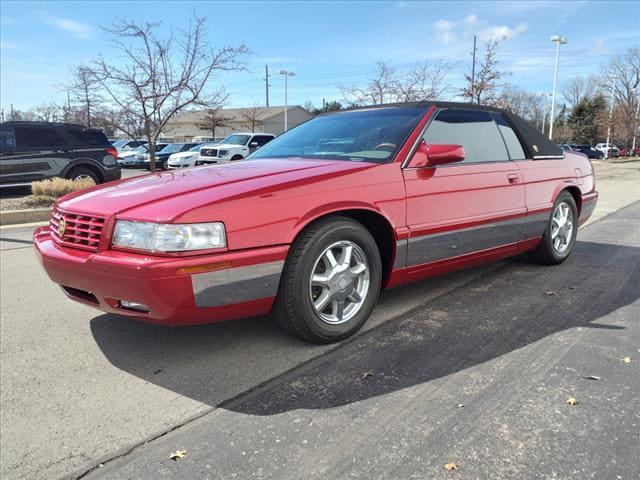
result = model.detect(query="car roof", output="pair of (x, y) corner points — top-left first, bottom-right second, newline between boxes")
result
(1, 120), (99, 131)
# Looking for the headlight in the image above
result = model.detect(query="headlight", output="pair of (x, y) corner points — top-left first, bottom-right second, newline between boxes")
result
(112, 220), (226, 252)
(218, 150), (229, 157)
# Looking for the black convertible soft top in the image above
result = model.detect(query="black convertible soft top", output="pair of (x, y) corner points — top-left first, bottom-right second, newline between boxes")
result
(336, 101), (565, 160)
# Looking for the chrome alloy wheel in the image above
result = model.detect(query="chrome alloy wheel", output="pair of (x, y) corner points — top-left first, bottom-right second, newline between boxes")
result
(309, 240), (370, 325)
(74, 174), (95, 183)
(551, 201), (574, 254)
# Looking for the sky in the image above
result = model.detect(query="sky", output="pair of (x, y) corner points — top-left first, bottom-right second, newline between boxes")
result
(1, 0), (639, 115)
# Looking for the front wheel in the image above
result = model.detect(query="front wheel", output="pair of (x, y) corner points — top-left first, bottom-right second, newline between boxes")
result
(528, 191), (578, 265)
(274, 217), (382, 343)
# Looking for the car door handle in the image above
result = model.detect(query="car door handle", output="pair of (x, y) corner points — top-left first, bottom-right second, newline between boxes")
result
(507, 174), (520, 184)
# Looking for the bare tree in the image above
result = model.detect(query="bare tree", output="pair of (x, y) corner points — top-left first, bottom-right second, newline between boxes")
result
(31, 102), (63, 122)
(195, 105), (232, 138)
(391, 61), (451, 102)
(461, 41), (509, 105)
(496, 86), (547, 128)
(83, 14), (249, 171)
(240, 103), (263, 132)
(66, 65), (101, 127)
(562, 75), (600, 109)
(340, 60), (452, 106)
(303, 100), (315, 113)
(603, 48), (640, 146)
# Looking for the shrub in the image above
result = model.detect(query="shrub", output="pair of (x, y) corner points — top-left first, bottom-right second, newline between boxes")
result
(31, 177), (95, 199)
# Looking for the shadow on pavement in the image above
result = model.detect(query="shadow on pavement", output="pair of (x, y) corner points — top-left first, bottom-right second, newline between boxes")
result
(90, 236), (639, 415)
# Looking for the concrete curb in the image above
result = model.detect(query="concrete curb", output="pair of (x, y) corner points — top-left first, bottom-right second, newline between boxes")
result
(0, 208), (51, 226)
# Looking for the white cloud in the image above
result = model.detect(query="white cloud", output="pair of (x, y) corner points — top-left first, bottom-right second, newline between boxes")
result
(39, 12), (91, 38)
(479, 22), (528, 42)
(434, 15), (528, 45)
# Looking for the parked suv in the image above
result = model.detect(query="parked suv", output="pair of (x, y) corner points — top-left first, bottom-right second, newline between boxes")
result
(0, 121), (121, 187)
(595, 142), (619, 158)
(196, 133), (275, 165)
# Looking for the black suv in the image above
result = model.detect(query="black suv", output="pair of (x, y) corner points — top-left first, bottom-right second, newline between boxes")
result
(0, 121), (121, 187)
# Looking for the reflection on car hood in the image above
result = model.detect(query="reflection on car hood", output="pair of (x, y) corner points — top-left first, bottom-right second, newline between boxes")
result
(169, 151), (199, 160)
(56, 158), (375, 220)
(202, 143), (244, 150)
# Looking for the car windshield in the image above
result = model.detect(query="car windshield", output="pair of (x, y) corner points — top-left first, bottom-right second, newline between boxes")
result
(188, 144), (203, 152)
(250, 107), (427, 163)
(159, 143), (184, 154)
(112, 140), (128, 148)
(222, 134), (251, 145)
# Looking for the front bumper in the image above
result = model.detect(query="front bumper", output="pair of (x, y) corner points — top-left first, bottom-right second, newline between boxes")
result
(33, 227), (288, 326)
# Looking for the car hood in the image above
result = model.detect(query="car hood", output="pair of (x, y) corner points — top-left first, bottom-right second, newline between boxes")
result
(57, 158), (374, 221)
(169, 151), (198, 160)
(203, 143), (244, 150)
(118, 150), (144, 158)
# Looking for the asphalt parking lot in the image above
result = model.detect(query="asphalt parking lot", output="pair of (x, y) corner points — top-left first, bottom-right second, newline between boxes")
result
(0, 160), (639, 480)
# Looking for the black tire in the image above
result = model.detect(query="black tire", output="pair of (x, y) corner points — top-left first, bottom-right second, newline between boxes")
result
(230, 155), (244, 161)
(274, 216), (382, 343)
(67, 166), (100, 184)
(528, 191), (578, 265)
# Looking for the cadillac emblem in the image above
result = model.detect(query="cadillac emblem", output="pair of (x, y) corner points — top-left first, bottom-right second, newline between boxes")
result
(58, 217), (66, 238)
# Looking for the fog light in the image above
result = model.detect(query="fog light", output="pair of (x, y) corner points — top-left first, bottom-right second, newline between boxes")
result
(119, 300), (150, 313)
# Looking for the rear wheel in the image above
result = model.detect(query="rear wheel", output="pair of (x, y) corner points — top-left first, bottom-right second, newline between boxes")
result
(67, 167), (99, 185)
(528, 191), (578, 265)
(274, 217), (382, 343)
(230, 155), (244, 161)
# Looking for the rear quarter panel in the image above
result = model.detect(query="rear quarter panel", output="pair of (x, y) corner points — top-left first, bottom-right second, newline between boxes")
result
(516, 151), (595, 214)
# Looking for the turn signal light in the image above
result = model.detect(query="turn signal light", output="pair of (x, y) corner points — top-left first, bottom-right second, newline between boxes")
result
(176, 261), (232, 275)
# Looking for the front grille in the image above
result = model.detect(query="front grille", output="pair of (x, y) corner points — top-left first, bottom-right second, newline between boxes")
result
(201, 148), (218, 157)
(50, 208), (105, 252)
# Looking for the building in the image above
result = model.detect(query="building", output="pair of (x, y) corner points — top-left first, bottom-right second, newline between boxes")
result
(161, 105), (313, 141)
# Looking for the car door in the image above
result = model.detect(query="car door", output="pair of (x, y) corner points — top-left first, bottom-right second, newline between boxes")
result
(0, 126), (29, 185)
(401, 108), (526, 271)
(13, 126), (70, 182)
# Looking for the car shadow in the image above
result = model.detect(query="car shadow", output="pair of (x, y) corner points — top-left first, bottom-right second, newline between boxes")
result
(90, 240), (639, 416)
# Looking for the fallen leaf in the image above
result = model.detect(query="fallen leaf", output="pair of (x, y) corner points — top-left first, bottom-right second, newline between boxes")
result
(360, 371), (373, 379)
(582, 375), (602, 381)
(545, 291), (558, 296)
(620, 356), (632, 364)
(170, 450), (187, 461)
(566, 397), (578, 406)
(457, 403), (464, 408)
(444, 462), (458, 471)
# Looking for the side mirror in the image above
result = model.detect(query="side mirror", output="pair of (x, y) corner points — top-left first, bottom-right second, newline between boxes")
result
(249, 141), (259, 147)
(407, 141), (465, 168)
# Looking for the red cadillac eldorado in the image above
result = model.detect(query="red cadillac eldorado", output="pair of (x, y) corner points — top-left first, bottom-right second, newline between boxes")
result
(34, 102), (597, 343)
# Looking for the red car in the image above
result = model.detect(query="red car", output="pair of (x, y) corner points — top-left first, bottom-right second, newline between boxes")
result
(34, 103), (597, 343)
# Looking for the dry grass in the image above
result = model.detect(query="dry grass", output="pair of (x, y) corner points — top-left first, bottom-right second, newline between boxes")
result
(31, 177), (95, 201)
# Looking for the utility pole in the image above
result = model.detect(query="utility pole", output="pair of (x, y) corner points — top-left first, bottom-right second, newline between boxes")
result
(549, 35), (567, 140)
(67, 90), (71, 121)
(264, 65), (271, 107)
(10, 103), (14, 121)
(605, 75), (617, 159)
(322, 97), (326, 111)
(470, 35), (477, 103)
(278, 70), (295, 131)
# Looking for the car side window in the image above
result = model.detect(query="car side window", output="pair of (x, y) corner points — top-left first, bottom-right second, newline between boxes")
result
(253, 135), (273, 147)
(0, 127), (16, 151)
(424, 109), (510, 164)
(492, 113), (526, 160)
(15, 127), (67, 148)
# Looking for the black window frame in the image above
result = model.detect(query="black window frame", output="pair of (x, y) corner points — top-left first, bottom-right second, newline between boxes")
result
(490, 112), (527, 161)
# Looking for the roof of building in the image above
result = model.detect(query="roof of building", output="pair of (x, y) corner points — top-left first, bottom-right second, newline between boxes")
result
(168, 105), (312, 124)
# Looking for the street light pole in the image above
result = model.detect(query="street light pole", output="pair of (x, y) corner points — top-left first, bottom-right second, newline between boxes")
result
(278, 70), (295, 131)
(540, 93), (552, 134)
(549, 35), (567, 141)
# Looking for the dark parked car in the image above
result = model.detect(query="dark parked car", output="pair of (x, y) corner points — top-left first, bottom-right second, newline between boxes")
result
(0, 121), (121, 187)
(144, 143), (202, 170)
(569, 144), (604, 159)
